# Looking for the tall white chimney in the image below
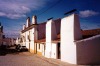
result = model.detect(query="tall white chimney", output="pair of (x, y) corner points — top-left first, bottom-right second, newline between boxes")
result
(23, 24), (26, 30)
(32, 15), (37, 24)
(26, 17), (30, 27)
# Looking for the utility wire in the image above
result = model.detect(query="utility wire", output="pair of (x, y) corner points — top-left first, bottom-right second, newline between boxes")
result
(2, 0), (63, 38)
(37, 0), (63, 16)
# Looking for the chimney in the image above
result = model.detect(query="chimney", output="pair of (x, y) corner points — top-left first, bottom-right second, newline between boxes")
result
(26, 17), (30, 27)
(32, 15), (37, 24)
(1, 26), (3, 33)
(23, 24), (26, 30)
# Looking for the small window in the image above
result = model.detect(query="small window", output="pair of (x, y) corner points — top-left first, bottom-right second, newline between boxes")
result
(39, 44), (40, 49)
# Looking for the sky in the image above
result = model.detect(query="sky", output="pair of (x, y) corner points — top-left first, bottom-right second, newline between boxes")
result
(0, 0), (100, 38)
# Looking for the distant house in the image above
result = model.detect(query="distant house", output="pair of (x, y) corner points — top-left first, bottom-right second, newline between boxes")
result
(20, 13), (100, 65)
(3, 38), (15, 46)
(0, 23), (16, 46)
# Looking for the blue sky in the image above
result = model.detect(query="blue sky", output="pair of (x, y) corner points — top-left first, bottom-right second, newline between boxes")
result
(0, 0), (100, 38)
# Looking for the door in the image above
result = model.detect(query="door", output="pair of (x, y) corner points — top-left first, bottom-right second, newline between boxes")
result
(57, 43), (61, 59)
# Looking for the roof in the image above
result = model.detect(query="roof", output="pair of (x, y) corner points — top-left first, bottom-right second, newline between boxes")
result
(34, 34), (60, 43)
(34, 18), (61, 43)
(33, 28), (100, 43)
(34, 24), (100, 43)
(55, 28), (100, 40)
(21, 18), (100, 43)
(82, 28), (100, 39)
(21, 24), (38, 33)
(34, 39), (46, 44)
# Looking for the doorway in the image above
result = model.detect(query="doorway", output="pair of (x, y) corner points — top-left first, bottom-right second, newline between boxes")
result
(57, 43), (61, 59)
(34, 43), (37, 54)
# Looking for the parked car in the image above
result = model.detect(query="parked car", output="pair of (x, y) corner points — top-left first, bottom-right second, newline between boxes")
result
(15, 44), (21, 51)
(20, 46), (28, 52)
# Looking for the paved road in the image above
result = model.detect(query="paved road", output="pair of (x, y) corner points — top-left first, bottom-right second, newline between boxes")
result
(0, 46), (89, 66)
(0, 51), (84, 66)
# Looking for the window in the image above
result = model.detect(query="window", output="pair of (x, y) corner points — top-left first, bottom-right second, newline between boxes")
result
(39, 44), (40, 49)
(27, 35), (30, 41)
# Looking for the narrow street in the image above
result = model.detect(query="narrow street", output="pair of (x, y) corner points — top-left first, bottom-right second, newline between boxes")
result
(0, 52), (74, 66)
(0, 47), (84, 66)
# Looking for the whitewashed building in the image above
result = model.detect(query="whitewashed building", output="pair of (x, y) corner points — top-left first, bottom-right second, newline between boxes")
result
(21, 16), (38, 53)
(20, 13), (100, 65)
(45, 18), (61, 59)
(60, 14), (100, 64)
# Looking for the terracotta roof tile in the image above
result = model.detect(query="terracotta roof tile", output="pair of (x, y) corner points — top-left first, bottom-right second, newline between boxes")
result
(21, 24), (38, 33)
(35, 39), (46, 43)
(82, 28), (100, 38)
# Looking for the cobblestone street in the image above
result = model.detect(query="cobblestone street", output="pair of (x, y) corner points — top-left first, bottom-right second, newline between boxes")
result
(0, 51), (84, 66)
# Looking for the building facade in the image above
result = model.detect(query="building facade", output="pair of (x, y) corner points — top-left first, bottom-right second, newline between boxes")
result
(21, 16), (38, 53)
(0, 22), (15, 46)
(20, 13), (100, 65)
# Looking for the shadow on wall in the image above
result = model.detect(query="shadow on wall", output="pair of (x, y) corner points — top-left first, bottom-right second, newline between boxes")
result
(76, 35), (100, 65)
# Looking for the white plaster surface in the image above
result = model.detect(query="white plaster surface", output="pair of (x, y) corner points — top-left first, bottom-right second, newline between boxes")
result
(61, 14), (82, 64)
(45, 20), (57, 58)
(51, 43), (57, 59)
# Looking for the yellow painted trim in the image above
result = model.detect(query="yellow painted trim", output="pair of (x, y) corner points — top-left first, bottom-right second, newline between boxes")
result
(30, 49), (35, 53)
(37, 51), (42, 56)
(29, 49), (42, 56)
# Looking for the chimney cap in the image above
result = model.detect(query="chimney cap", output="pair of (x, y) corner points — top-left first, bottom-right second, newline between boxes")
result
(64, 9), (77, 15)
(32, 15), (37, 18)
(47, 17), (53, 21)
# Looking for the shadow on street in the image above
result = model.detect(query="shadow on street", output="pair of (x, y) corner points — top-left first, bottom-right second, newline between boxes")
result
(0, 45), (28, 56)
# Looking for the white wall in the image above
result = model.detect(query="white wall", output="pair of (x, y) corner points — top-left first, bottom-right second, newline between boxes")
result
(76, 35), (100, 65)
(21, 15), (37, 53)
(23, 28), (35, 52)
(16, 37), (19, 45)
(36, 43), (45, 56)
(37, 44), (41, 52)
(42, 44), (45, 56)
(21, 33), (26, 46)
(45, 20), (52, 58)
(45, 19), (57, 58)
(61, 14), (82, 64)
(51, 43), (57, 59)
(30, 29), (35, 51)
(25, 31), (29, 49)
